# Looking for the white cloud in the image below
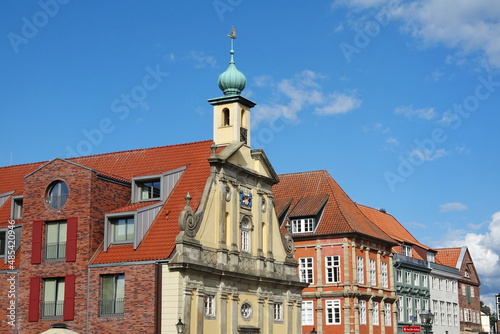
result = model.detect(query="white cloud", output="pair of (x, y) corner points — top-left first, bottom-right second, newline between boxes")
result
(409, 147), (448, 162)
(439, 202), (468, 213)
(395, 105), (437, 120)
(335, 0), (500, 68)
(315, 91), (362, 115)
(252, 70), (362, 126)
(187, 51), (216, 68)
(440, 212), (500, 304)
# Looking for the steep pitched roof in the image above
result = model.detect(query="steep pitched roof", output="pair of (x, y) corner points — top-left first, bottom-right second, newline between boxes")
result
(434, 247), (462, 267)
(0, 140), (214, 264)
(273, 170), (395, 244)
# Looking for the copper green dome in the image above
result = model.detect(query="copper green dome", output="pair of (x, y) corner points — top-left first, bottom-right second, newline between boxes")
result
(218, 49), (246, 95)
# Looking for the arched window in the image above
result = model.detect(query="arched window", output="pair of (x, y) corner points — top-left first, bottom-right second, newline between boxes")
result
(241, 109), (247, 128)
(223, 108), (230, 126)
(241, 218), (251, 252)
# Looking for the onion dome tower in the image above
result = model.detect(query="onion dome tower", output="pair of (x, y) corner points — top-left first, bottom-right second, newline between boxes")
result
(208, 28), (256, 147)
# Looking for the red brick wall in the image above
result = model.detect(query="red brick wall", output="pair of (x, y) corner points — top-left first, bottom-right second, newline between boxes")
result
(87, 264), (157, 333)
(15, 159), (131, 333)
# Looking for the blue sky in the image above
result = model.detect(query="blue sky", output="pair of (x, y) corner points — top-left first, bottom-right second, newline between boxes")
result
(1, 1), (499, 307)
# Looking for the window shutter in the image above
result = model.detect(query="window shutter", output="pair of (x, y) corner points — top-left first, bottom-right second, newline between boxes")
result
(28, 276), (41, 322)
(66, 217), (78, 262)
(63, 274), (76, 320)
(31, 220), (43, 264)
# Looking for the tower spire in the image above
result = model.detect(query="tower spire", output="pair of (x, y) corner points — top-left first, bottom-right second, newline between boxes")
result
(218, 27), (246, 96)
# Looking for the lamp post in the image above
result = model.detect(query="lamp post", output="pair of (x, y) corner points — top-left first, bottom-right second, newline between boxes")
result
(419, 310), (435, 334)
(176, 318), (185, 334)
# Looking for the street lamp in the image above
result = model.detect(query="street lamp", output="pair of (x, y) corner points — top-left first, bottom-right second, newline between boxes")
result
(310, 328), (317, 334)
(176, 318), (185, 334)
(419, 310), (435, 334)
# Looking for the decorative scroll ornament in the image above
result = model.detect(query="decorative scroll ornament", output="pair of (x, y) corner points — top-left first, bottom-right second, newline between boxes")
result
(239, 189), (252, 209)
(281, 221), (295, 260)
(178, 193), (200, 237)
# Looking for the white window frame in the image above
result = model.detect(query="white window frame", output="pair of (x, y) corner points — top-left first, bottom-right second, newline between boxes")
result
(302, 301), (314, 325)
(401, 244), (412, 257)
(291, 218), (315, 233)
(325, 255), (340, 283)
(406, 297), (413, 322)
(241, 219), (251, 252)
(381, 262), (388, 288)
(372, 301), (379, 326)
(369, 259), (376, 286)
(433, 300), (439, 325)
(397, 301), (404, 322)
(357, 256), (364, 284)
(406, 271), (411, 285)
(427, 251), (435, 262)
(422, 274), (428, 288)
(326, 299), (341, 325)
(440, 301), (446, 325)
(299, 257), (314, 284)
(384, 303), (391, 326)
(414, 272), (420, 286)
(396, 269), (402, 283)
(274, 302), (283, 321)
(204, 294), (216, 317)
(359, 300), (366, 325)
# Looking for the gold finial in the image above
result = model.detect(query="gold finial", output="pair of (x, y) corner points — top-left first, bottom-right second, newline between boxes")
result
(227, 27), (236, 39)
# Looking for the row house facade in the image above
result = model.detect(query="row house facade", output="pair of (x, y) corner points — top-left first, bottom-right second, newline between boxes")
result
(0, 39), (306, 334)
(359, 205), (434, 334)
(273, 170), (398, 334)
(436, 247), (482, 334)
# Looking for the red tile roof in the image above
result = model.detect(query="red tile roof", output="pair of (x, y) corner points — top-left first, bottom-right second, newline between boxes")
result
(434, 247), (462, 267)
(357, 204), (433, 255)
(0, 140), (214, 264)
(273, 170), (395, 244)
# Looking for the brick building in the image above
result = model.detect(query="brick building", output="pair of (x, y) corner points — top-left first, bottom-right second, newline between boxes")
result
(272, 170), (398, 334)
(0, 36), (305, 333)
(435, 247), (482, 334)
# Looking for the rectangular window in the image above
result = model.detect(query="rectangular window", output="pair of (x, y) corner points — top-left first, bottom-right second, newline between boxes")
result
(446, 279), (451, 291)
(204, 295), (215, 317)
(447, 302), (452, 326)
(45, 221), (67, 260)
(470, 286), (475, 298)
(100, 274), (125, 317)
(325, 255), (340, 283)
(357, 256), (364, 284)
(433, 277), (438, 290)
(385, 303), (391, 326)
(464, 308), (471, 322)
(414, 272), (420, 286)
(453, 281), (457, 293)
(453, 303), (458, 326)
(415, 299), (421, 314)
(372, 301), (379, 326)
(440, 279), (445, 291)
(291, 218), (315, 233)
(406, 271), (411, 285)
(326, 300), (341, 325)
(427, 251), (435, 262)
(299, 258), (314, 284)
(406, 297), (413, 323)
(12, 197), (23, 219)
(274, 302), (283, 321)
(112, 217), (134, 243)
(302, 301), (313, 325)
(423, 299), (429, 311)
(42, 277), (65, 318)
(401, 245), (412, 257)
(241, 220), (251, 252)
(0, 231), (5, 258)
(397, 301), (403, 322)
(433, 300), (439, 325)
(440, 301), (446, 325)
(381, 262), (388, 288)
(396, 269), (402, 283)
(422, 275), (428, 288)
(369, 259), (376, 286)
(139, 180), (161, 200)
(359, 300), (366, 325)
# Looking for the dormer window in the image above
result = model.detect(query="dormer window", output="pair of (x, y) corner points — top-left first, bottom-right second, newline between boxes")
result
(111, 217), (134, 243)
(12, 196), (23, 220)
(427, 251), (435, 262)
(138, 181), (160, 200)
(401, 244), (412, 257)
(132, 176), (161, 202)
(291, 217), (316, 234)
